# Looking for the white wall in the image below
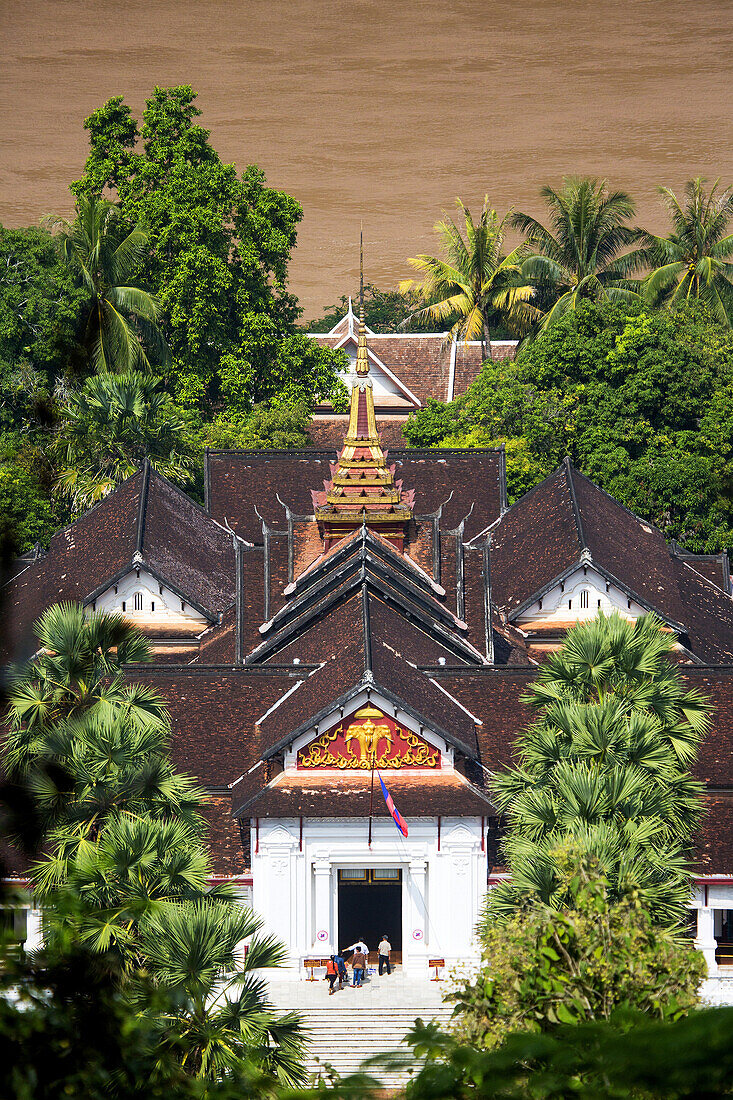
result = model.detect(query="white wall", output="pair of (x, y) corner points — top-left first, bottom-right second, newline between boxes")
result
(251, 814), (485, 979)
(92, 567), (208, 629)
(516, 564), (646, 626)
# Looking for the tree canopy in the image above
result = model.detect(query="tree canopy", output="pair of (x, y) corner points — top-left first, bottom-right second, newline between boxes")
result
(404, 299), (733, 553)
(72, 85), (345, 413)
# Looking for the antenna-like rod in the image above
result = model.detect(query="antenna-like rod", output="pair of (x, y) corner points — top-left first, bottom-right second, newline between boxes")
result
(359, 223), (364, 320)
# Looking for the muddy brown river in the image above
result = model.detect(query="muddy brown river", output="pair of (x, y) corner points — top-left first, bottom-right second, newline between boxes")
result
(1, 0), (732, 317)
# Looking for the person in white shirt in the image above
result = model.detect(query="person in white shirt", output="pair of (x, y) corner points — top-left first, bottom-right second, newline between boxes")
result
(378, 935), (392, 975)
(345, 938), (369, 960)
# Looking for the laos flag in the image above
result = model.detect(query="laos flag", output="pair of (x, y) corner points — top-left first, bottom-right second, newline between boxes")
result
(379, 774), (408, 837)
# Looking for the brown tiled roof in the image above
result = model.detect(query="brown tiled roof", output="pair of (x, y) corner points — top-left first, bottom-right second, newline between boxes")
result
(205, 448), (505, 546)
(126, 666), (296, 785)
(489, 462), (689, 631)
(233, 769), (493, 818)
(2, 472), (143, 660)
(201, 793), (247, 876)
(674, 563), (733, 664)
(695, 793), (733, 874)
(673, 551), (731, 595)
(140, 470), (235, 616)
(310, 330), (517, 405)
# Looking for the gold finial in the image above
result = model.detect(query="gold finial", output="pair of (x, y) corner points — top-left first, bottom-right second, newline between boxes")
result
(355, 225), (369, 376)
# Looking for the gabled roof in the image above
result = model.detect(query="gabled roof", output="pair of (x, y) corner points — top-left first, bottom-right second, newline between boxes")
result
(246, 534), (486, 667)
(205, 448), (506, 544)
(233, 770), (494, 819)
(256, 636), (479, 760)
(489, 460), (688, 630)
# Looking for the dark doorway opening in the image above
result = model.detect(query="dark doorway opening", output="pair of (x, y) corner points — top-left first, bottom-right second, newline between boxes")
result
(338, 870), (402, 961)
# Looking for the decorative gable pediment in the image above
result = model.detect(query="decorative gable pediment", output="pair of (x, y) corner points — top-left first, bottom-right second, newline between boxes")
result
(294, 702), (443, 771)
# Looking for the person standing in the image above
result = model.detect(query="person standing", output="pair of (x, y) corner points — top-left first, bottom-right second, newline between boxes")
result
(378, 934), (392, 975)
(325, 955), (338, 995)
(351, 946), (367, 987)
(334, 951), (347, 989)
(345, 937), (369, 959)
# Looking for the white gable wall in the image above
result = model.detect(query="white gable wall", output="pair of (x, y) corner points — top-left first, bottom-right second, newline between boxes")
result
(515, 565), (647, 626)
(90, 567), (208, 628)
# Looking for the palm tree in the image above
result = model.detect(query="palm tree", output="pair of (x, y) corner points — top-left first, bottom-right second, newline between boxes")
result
(512, 177), (641, 332)
(635, 178), (733, 326)
(484, 613), (711, 931)
(44, 194), (165, 372)
(400, 198), (538, 358)
(140, 900), (306, 1084)
(51, 372), (195, 514)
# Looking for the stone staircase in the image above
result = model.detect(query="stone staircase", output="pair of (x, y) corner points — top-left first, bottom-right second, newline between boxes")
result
(267, 970), (454, 1090)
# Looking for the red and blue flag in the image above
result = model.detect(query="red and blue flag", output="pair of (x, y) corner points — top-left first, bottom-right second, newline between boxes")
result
(379, 774), (408, 837)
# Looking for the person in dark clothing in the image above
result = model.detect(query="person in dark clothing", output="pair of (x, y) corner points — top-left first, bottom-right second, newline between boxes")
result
(334, 952), (347, 988)
(378, 935), (392, 975)
(325, 955), (338, 994)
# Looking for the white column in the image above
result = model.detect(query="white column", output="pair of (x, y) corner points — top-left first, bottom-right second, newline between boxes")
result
(695, 905), (719, 976)
(24, 905), (43, 953)
(406, 859), (428, 971)
(312, 858), (332, 951)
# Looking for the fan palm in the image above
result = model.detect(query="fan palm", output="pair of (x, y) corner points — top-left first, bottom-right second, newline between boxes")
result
(44, 194), (165, 372)
(512, 177), (641, 332)
(51, 372), (195, 514)
(634, 178), (733, 326)
(484, 613), (711, 932)
(140, 900), (306, 1084)
(400, 198), (538, 358)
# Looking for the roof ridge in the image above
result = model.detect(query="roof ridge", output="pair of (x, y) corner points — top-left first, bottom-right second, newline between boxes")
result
(135, 460), (151, 553)
(563, 458), (587, 550)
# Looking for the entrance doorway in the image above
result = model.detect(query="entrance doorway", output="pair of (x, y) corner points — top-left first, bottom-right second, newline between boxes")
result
(337, 869), (402, 962)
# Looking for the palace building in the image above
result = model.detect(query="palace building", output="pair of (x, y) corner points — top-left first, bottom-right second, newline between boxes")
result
(5, 309), (733, 982)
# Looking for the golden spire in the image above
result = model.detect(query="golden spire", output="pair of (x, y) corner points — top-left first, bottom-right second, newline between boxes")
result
(355, 224), (369, 376)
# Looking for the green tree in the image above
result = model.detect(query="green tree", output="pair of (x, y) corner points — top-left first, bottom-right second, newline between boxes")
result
(306, 282), (439, 333)
(44, 195), (165, 373)
(0, 224), (86, 427)
(400, 197), (536, 357)
(513, 176), (640, 332)
(404, 300), (733, 552)
(73, 86), (344, 412)
(485, 613), (710, 929)
(452, 850), (702, 1052)
(140, 901), (305, 1085)
(636, 177), (733, 326)
(201, 400), (314, 450)
(0, 448), (56, 553)
(51, 372), (197, 514)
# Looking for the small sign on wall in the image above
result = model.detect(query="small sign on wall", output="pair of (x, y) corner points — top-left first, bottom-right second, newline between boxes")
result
(412, 928), (424, 941)
(316, 929), (328, 942)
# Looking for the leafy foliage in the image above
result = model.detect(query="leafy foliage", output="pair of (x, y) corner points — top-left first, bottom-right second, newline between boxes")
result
(44, 195), (165, 373)
(201, 400), (314, 450)
(400, 198), (536, 351)
(453, 849), (702, 1051)
(72, 86), (345, 412)
(513, 176), (641, 331)
(306, 282), (439, 333)
(485, 613), (710, 928)
(50, 372), (197, 513)
(635, 177), (733, 326)
(402, 1007), (733, 1099)
(2, 603), (306, 1085)
(404, 299), (733, 552)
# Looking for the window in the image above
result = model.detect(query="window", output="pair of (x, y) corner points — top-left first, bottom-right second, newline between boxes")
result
(121, 601), (126, 612)
(538, 599), (543, 610)
(134, 592), (143, 611)
(597, 599), (602, 608)
(580, 590), (589, 609)
(627, 599), (632, 609)
(151, 601), (155, 612)
(181, 601), (186, 611)
(568, 599), (572, 610)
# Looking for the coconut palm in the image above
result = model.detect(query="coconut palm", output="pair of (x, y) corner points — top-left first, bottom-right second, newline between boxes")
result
(400, 198), (538, 358)
(484, 613), (711, 931)
(140, 900), (306, 1084)
(44, 194), (165, 372)
(635, 178), (733, 326)
(512, 177), (641, 332)
(51, 372), (195, 514)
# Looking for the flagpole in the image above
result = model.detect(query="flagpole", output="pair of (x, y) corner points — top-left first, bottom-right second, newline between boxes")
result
(368, 750), (375, 848)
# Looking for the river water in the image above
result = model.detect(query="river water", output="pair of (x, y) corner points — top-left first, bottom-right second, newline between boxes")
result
(1, 0), (731, 316)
